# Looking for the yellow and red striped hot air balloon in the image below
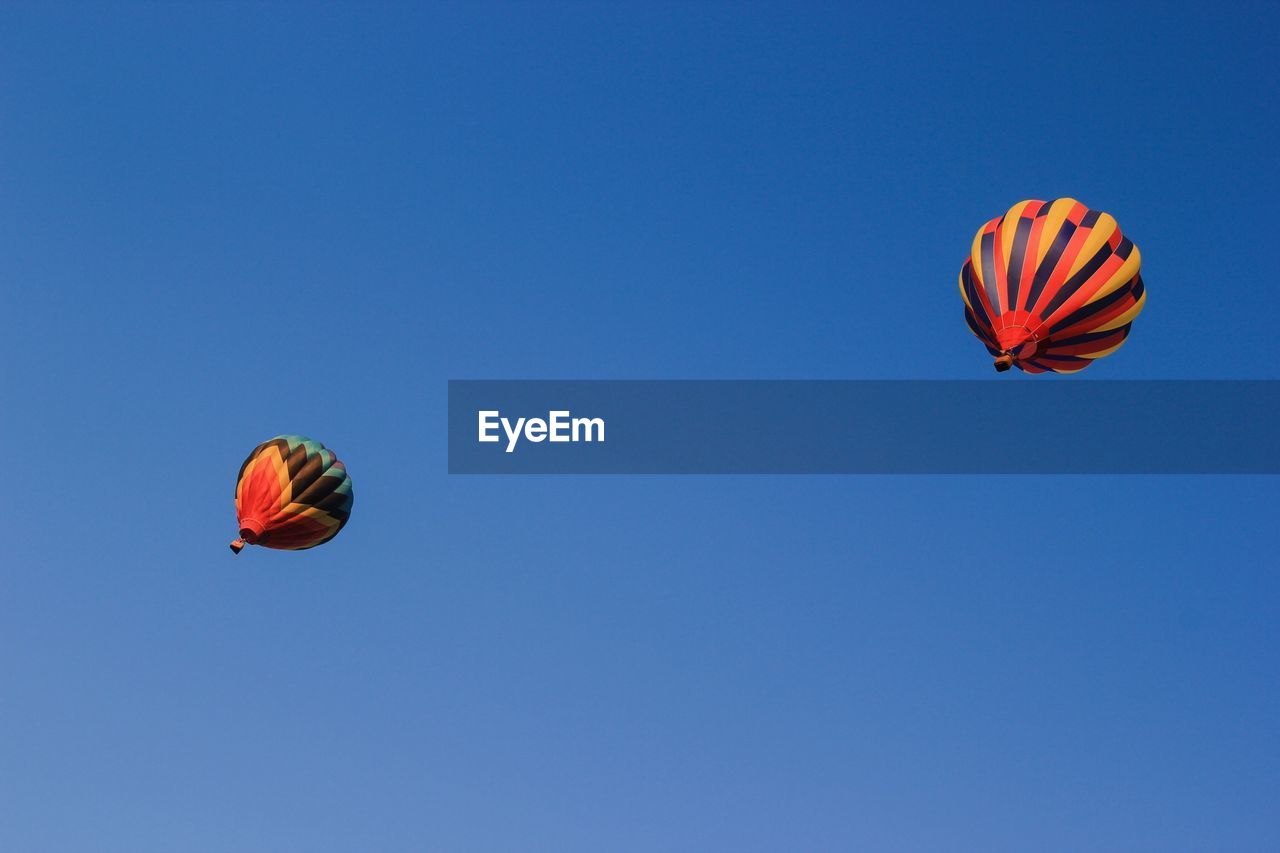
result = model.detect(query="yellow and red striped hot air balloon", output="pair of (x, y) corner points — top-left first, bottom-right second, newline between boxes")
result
(229, 435), (353, 554)
(960, 198), (1147, 373)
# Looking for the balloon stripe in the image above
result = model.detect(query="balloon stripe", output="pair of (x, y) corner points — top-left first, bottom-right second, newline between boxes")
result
(1005, 214), (1033, 313)
(980, 228), (1001, 320)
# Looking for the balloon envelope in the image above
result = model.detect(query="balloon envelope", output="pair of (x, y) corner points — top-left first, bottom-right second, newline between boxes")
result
(230, 435), (353, 553)
(959, 198), (1146, 373)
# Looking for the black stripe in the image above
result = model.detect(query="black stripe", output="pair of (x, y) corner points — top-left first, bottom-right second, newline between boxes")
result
(1005, 216), (1033, 312)
(1046, 276), (1137, 335)
(980, 229), (1000, 312)
(1040, 242), (1116, 319)
(965, 307), (997, 349)
(286, 442), (311, 480)
(1023, 218), (1077, 311)
(291, 470), (347, 509)
(1046, 324), (1129, 348)
(312, 489), (353, 519)
(962, 262), (993, 329)
(287, 452), (328, 500)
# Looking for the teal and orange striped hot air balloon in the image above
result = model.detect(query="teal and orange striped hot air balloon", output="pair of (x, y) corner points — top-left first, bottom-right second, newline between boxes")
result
(960, 198), (1147, 374)
(229, 435), (353, 554)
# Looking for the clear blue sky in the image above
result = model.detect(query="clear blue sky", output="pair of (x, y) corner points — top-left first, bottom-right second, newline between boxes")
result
(2, 3), (1277, 850)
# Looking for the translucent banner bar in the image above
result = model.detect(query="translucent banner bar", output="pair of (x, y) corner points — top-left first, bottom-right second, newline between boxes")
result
(448, 381), (1280, 474)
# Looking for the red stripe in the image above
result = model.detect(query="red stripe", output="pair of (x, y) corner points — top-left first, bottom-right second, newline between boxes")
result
(1043, 328), (1128, 357)
(1049, 290), (1138, 340)
(992, 216), (1009, 319)
(237, 449), (286, 524)
(1020, 209), (1046, 311)
(1039, 252), (1128, 330)
(1028, 220), (1093, 320)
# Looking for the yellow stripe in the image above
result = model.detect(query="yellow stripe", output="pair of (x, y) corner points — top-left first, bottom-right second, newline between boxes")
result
(958, 270), (974, 310)
(275, 504), (342, 528)
(1064, 213), (1117, 279)
(1000, 200), (1033, 267)
(1035, 198), (1078, 267)
(270, 448), (292, 512)
(970, 225), (987, 283)
(234, 462), (249, 503)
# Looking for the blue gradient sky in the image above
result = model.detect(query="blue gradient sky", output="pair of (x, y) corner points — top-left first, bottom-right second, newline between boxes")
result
(2, 3), (1277, 850)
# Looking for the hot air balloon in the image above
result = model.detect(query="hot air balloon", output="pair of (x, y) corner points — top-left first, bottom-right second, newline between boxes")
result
(959, 198), (1146, 373)
(229, 435), (353, 554)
